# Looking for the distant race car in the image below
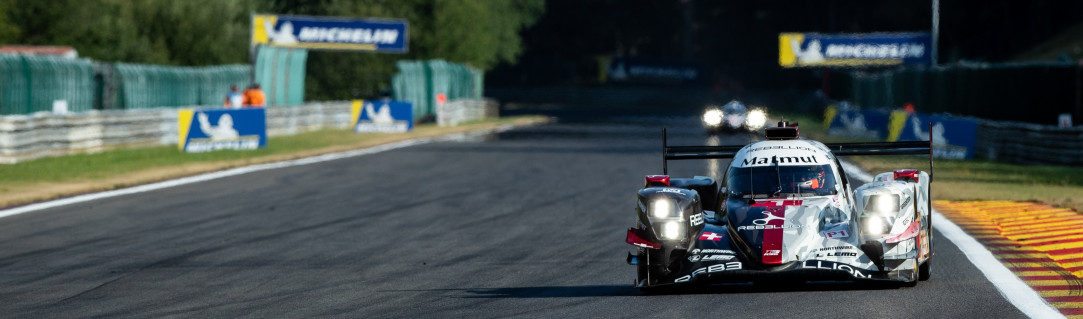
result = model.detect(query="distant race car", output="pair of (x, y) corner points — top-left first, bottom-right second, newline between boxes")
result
(701, 100), (767, 133)
(626, 121), (934, 292)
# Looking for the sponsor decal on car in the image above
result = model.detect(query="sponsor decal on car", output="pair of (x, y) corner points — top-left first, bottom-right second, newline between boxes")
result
(741, 155), (819, 166)
(815, 246), (854, 252)
(658, 188), (685, 194)
(699, 232), (724, 241)
(689, 213), (704, 227)
(802, 260), (871, 279)
(702, 254), (736, 261)
(738, 211), (807, 231)
(688, 255), (702, 262)
(691, 249), (737, 255)
(817, 251), (858, 258)
(820, 229), (850, 239)
(674, 262), (743, 282)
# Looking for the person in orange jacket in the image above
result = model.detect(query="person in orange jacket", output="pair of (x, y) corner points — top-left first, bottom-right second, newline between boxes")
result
(243, 83), (266, 108)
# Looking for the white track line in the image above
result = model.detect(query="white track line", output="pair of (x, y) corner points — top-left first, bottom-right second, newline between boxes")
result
(0, 126), (514, 220)
(841, 161), (1063, 319)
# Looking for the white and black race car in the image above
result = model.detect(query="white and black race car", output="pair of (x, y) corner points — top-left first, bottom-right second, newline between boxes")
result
(626, 121), (934, 291)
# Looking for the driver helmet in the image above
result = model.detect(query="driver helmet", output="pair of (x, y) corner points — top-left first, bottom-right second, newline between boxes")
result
(804, 166), (826, 189)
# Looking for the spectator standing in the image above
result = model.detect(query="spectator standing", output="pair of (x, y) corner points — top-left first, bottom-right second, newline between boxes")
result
(224, 84), (244, 109)
(243, 83), (266, 108)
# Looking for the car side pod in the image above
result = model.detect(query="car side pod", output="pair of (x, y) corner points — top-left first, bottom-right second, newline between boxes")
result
(626, 228), (661, 249)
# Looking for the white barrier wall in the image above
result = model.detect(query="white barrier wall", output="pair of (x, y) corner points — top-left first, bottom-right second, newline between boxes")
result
(0, 99), (496, 164)
(438, 99), (499, 126)
(0, 101), (353, 164)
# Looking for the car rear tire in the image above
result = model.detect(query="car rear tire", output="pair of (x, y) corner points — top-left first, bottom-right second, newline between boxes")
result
(919, 216), (933, 281)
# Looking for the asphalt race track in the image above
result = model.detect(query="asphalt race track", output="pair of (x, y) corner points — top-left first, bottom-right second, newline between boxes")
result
(0, 114), (1028, 318)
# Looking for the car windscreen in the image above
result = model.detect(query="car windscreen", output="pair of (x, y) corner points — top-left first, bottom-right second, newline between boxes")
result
(722, 102), (746, 114)
(725, 164), (837, 198)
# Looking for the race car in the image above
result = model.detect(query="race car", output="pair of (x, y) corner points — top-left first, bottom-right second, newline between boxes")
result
(626, 121), (934, 291)
(701, 100), (768, 133)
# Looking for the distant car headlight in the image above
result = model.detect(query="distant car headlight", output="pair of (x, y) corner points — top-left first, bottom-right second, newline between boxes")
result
(746, 109), (767, 129)
(702, 109), (723, 126)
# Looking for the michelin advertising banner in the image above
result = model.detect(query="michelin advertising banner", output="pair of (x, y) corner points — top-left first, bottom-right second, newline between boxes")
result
(779, 32), (932, 68)
(888, 111), (977, 159)
(178, 109), (267, 153)
(252, 14), (408, 53)
(352, 100), (413, 133)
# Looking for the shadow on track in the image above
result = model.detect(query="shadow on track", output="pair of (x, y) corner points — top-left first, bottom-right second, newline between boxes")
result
(385, 280), (906, 299)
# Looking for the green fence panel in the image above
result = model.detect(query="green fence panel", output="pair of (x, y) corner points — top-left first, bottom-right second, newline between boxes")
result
(254, 46), (307, 107)
(0, 54), (94, 115)
(391, 59), (483, 121)
(115, 62), (251, 109)
(393, 60), (429, 120)
(198, 65), (252, 107)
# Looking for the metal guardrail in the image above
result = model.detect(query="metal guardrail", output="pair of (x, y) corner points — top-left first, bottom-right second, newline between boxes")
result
(975, 119), (1083, 166)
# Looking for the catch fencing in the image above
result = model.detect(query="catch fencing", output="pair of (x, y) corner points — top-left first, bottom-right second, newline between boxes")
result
(113, 63), (252, 109)
(0, 55), (96, 114)
(0, 52), (313, 115)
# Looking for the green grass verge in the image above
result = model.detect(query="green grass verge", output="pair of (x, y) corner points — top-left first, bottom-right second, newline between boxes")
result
(1, 115), (549, 208)
(776, 111), (1083, 212)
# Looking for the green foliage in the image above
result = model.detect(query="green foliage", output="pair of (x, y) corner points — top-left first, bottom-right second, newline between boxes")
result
(0, 0), (544, 99)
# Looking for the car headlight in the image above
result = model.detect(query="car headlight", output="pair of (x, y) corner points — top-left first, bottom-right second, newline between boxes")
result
(864, 216), (889, 235)
(862, 194), (899, 235)
(866, 194), (899, 213)
(662, 221), (681, 239)
(702, 109), (723, 126)
(651, 198), (675, 218)
(746, 109), (767, 129)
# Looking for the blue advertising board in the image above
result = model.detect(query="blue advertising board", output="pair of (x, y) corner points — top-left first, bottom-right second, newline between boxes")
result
(826, 107), (890, 140)
(178, 108), (267, 152)
(601, 57), (702, 84)
(780, 32), (931, 68)
(890, 113), (978, 159)
(252, 14), (408, 53)
(351, 100), (413, 133)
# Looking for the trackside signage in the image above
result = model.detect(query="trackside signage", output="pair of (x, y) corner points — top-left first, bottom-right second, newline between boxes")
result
(178, 109), (267, 152)
(351, 100), (413, 133)
(779, 32), (931, 68)
(252, 14), (408, 53)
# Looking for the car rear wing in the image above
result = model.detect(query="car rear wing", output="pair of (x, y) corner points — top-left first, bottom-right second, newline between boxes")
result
(661, 125), (934, 180)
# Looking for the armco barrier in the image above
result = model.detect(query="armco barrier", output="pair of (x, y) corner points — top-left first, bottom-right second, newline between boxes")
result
(0, 102), (352, 164)
(975, 120), (1083, 166)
